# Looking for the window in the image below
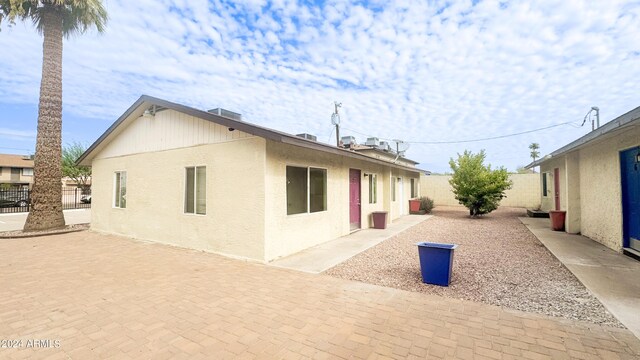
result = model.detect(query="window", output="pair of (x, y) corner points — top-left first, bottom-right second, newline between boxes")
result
(286, 166), (327, 215)
(542, 173), (548, 197)
(391, 175), (396, 201)
(185, 166), (206, 215)
(114, 171), (127, 208)
(368, 174), (377, 204)
(22, 168), (33, 176)
(309, 168), (327, 213)
(410, 178), (417, 198)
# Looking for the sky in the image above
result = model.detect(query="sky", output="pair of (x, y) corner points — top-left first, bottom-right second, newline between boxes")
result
(0, 0), (639, 173)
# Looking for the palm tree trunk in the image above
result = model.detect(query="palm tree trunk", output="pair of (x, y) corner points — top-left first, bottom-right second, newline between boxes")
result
(24, 7), (65, 231)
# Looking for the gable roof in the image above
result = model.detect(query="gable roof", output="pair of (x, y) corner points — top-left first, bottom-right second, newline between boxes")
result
(0, 154), (34, 168)
(526, 105), (640, 168)
(77, 95), (421, 173)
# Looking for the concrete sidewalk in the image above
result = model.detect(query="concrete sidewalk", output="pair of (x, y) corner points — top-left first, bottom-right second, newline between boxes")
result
(521, 217), (640, 340)
(269, 214), (431, 273)
(0, 209), (91, 232)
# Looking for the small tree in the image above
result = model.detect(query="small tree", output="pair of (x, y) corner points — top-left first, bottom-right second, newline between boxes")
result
(448, 150), (513, 217)
(62, 142), (91, 193)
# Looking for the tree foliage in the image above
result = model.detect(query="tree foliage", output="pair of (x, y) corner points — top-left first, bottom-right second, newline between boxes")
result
(449, 150), (513, 217)
(529, 142), (540, 162)
(0, 0), (108, 36)
(62, 142), (91, 191)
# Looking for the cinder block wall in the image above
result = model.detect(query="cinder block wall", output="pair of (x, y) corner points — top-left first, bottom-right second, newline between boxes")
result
(420, 173), (540, 208)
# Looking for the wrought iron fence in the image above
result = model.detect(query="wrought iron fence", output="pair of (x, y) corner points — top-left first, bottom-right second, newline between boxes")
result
(0, 188), (91, 214)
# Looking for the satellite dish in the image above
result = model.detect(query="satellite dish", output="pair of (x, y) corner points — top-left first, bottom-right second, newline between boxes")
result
(391, 139), (410, 155)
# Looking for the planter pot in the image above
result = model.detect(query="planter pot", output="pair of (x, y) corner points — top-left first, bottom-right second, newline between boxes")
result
(416, 242), (458, 286)
(409, 199), (421, 213)
(549, 210), (566, 231)
(372, 211), (388, 229)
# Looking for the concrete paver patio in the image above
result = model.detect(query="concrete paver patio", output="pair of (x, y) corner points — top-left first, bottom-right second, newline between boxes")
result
(1, 231), (639, 359)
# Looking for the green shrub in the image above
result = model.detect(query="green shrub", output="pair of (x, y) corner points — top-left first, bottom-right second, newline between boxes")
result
(449, 150), (513, 217)
(419, 196), (434, 213)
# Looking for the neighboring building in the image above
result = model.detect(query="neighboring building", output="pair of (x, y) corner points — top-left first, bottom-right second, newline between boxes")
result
(61, 177), (92, 189)
(527, 106), (640, 258)
(78, 96), (422, 262)
(0, 154), (34, 189)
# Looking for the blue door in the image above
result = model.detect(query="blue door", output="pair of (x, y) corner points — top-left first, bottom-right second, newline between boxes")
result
(621, 147), (640, 251)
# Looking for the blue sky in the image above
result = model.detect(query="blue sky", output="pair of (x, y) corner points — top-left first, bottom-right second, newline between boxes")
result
(1, 0), (639, 173)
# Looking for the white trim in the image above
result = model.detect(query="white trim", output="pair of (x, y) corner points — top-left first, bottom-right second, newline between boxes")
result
(113, 170), (127, 209)
(183, 165), (207, 216)
(285, 164), (328, 216)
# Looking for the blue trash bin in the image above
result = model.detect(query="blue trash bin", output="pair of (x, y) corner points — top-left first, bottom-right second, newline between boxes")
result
(416, 242), (458, 286)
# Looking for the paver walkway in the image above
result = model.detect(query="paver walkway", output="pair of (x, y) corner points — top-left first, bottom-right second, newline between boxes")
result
(1, 231), (639, 359)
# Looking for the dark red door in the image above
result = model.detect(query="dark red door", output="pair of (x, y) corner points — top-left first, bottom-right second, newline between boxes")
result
(554, 168), (560, 210)
(349, 169), (361, 230)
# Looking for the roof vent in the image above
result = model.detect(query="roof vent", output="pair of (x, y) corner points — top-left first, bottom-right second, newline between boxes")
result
(296, 133), (317, 141)
(208, 108), (242, 121)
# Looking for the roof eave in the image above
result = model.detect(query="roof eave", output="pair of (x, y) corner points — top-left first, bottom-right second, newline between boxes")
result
(77, 95), (422, 174)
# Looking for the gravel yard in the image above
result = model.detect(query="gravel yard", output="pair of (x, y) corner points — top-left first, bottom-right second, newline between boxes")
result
(325, 206), (623, 327)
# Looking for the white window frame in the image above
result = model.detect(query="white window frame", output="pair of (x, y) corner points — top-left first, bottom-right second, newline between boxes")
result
(22, 168), (33, 176)
(184, 166), (206, 216)
(113, 171), (127, 209)
(368, 173), (377, 204)
(391, 174), (396, 202)
(286, 165), (328, 216)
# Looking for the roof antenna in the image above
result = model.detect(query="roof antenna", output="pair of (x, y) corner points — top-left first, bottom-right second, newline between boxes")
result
(331, 102), (342, 147)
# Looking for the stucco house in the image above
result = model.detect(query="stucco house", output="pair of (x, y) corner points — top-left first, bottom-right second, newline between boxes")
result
(527, 106), (640, 259)
(78, 95), (422, 262)
(0, 153), (34, 189)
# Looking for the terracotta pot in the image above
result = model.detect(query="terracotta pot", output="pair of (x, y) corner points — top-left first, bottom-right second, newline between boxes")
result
(409, 199), (421, 213)
(549, 210), (566, 231)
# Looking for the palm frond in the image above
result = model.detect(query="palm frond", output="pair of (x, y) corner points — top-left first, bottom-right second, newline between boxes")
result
(0, 0), (107, 36)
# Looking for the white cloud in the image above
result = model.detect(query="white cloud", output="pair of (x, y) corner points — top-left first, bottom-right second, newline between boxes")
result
(0, 0), (639, 172)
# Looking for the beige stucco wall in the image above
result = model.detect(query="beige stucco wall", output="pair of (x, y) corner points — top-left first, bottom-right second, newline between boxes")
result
(92, 138), (267, 261)
(577, 126), (640, 251)
(537, 124), (640, 251)
(539, 157), (567, 212)
(264, 140), (419, 261)
(420, 173), (540, 208)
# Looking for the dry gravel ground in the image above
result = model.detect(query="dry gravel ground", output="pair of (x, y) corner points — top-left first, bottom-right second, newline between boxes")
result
(325, 206), (623, 328)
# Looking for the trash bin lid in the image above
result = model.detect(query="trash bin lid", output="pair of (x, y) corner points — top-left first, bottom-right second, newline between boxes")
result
(416, 242), (458, 250)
